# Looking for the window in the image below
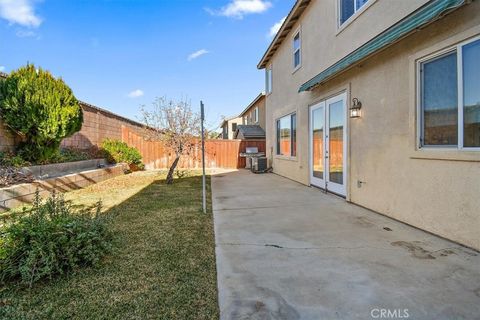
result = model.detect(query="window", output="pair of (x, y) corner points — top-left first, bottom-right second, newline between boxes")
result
(266, 65), (272, 94)
(254, 107), (259, 123)
(419, 37), (480, 149)
(340, 0), (369, 25)
(231, 123), (237, 133)
(293, 31), (301, 69)
(276, 113), (297, 156)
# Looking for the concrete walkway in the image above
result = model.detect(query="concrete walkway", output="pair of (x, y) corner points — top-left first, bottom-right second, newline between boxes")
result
(212, 170), (480, 320)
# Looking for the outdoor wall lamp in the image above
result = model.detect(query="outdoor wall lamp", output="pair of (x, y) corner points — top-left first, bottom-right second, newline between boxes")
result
(350, 98), (362, 118)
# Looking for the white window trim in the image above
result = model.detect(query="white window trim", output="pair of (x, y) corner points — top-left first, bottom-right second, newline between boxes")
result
(275, 112), (297, 158)
(337, 0), (375, 34)
(254, 107), (259, 123)
(416, 35), (480, 152)
(292, 27), (302, 73)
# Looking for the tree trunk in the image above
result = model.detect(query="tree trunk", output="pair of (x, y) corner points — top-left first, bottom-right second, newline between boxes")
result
(166, 156), (180, 184)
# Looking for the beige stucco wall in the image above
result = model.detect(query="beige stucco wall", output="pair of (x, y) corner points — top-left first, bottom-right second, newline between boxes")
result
(222, 117), (243, 140)
(265, 1), (480, 250)
(241, 95), (266, 130)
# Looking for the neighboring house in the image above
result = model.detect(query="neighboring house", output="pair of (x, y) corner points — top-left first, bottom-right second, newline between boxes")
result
(239, 93), (266, 129)
(258, 0), (480, 250)
(220, 116), (243, 140)
(234, 92), (267, 140)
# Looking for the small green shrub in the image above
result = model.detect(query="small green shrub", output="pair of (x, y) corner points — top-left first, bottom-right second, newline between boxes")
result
(0, 151), (30, 168)
(41, 148), (92, 165)
(101, 139), (144, 170)
(0, 191), (113, 287)
(0, 64), (83, 163)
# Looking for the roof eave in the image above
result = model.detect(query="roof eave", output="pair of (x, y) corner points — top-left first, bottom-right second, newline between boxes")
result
(257, 0), (311, 69)
(299, 0), (468, 92)
(239, 92), (266, 117)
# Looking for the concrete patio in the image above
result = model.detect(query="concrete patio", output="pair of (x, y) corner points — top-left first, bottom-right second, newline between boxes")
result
(212, 170), (480, 320)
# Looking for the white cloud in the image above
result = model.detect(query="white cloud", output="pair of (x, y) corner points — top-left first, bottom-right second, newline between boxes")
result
(0, 66), (5, 72)
(268, 16), (286, 38)
(16, 29), (36, 37)
(127, 89), (144, 98)
(208, 0), (272, 19)
(0, 0), (42, 27)
(187, 49), (209, 61)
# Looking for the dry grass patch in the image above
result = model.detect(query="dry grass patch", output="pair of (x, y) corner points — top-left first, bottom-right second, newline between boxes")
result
(0, 171), (219, 320)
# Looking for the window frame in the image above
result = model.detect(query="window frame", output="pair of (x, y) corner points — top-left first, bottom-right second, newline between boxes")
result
(338, 0), (373, 28)
(254, 107), (259, 123)
(265, 64), (273, 95)
(292, 28), (302, 72)
(417, 35), (480, 151)
(275, 112), (297, 157)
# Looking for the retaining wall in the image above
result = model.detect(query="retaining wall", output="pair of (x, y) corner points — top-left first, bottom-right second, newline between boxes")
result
(0, 163), (127, 211)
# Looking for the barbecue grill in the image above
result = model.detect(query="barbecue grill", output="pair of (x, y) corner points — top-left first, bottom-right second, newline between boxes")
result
(239, 147), (265, 169)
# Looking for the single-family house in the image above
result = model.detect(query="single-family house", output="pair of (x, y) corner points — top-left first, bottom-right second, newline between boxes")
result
(258, 0), (480, 250)
(220, 116), (243, 140)
(239, 93), (266, 129)
(234, 93), (267, 140)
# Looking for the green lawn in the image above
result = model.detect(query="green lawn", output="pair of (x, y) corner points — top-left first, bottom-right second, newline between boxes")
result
(0, 171), (219, 320)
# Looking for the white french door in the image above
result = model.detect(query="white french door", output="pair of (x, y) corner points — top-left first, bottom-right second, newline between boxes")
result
(309, 92), (347, 196)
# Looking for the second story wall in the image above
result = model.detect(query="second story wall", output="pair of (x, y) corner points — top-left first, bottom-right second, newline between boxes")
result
(241, 94), (266, 130)
(264, 0), (430, 107)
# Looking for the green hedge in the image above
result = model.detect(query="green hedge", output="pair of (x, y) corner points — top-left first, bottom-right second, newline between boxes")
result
(101, 139), (144, 170)
(0, 64), (83, 163)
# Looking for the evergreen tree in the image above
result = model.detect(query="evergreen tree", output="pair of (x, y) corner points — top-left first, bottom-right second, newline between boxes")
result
(0, 64), (83, 162)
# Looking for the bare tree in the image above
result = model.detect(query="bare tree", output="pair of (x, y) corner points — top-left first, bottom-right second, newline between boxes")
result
(140, 97), (201, 184)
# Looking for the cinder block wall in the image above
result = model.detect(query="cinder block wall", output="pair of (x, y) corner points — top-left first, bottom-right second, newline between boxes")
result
(0, 120), (16, 152)
(0, 102), (144, 152)
(61, 102), (145, 150)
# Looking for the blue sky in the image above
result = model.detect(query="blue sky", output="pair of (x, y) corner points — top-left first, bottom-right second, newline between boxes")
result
(0, 0), (292, 129)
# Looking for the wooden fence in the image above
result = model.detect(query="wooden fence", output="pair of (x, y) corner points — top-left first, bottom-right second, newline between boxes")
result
(121, 126), (266, 170)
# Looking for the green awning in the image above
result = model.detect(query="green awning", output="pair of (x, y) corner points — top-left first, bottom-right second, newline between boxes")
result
(298, 0), (466, 92)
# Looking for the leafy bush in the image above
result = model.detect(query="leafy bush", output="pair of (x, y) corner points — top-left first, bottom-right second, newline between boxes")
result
(0, 151), (30, 168)
(0, 64), (83, 163)
(39, 148), (93, 165)
(101, 139), (144, 170)
(0, 191), (113, 287)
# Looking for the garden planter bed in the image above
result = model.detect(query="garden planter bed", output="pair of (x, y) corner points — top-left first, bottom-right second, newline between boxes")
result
(20, 158), (108, 179)
(0, 163), (127, 211)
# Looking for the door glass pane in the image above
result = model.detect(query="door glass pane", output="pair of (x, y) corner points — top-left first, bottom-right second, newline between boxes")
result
(463, 39), (480, 147)
(422, 52), (458, 146)
(312, 107), (324, 179)
(329, 101), (344, 185)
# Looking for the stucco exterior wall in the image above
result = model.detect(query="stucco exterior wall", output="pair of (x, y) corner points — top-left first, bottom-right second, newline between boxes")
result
(265, 1), (480, 250)
(241, 95), (266, 130)
(221, 117), (243, 140)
